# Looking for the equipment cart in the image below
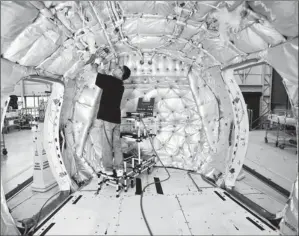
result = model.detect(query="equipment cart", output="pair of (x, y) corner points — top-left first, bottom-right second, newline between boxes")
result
(265, 110), (297, 153)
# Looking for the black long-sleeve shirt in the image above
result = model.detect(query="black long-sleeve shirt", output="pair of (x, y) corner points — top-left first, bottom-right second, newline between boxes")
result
(95, 73), (124, 124)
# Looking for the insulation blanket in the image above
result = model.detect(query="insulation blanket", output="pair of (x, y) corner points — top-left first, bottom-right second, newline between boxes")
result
(250, 21), (285, 46)
(1, 1), (39, 55)
(119, 1), (174, 16)
(121, 77), (202, 170)
(60, 71), (100, 184)
(1, 58), (37, 94)
(82, 120), (104, 173)
(55, 2), (83, 32)
(3, 15), (66, 66)
(37, 39), (80, 75)
(188, 69), (219, 152)
(248, 1), (298, 37)
(64, 120), (94, 184)
(202, 38), (239, 64)
(230, 27), (268, 53)
(70, 67), (102, 163)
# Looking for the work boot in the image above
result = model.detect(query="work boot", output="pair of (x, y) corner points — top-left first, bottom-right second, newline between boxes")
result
(103, 169), (114, 176)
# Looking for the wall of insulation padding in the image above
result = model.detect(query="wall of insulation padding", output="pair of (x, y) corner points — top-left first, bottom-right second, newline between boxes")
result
(60, 67), (101, 185)
(59, 53), (234, 185)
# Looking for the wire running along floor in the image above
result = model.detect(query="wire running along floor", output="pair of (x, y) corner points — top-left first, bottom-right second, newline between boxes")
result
(33, 168), (279, 235)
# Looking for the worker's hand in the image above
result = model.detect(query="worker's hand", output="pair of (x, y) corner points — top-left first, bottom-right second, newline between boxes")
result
(97, 62), (107, 74)
(97, 48), (109, 58)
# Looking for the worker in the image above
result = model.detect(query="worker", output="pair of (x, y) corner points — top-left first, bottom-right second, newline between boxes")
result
(93, 61), (131, 177)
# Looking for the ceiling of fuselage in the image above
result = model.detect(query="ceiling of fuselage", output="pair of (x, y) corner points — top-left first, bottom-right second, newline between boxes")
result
(0, 1), (298, 80)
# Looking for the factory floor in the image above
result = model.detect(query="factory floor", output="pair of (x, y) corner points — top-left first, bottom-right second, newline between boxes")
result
(0, 129), (297, 234)
(32, 168), (279, 236)
(0, 128), (60, 225)
(234, 130), (298, 215)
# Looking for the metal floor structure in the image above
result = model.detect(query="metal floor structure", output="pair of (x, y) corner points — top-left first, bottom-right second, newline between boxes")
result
(33, 168), (279, 235)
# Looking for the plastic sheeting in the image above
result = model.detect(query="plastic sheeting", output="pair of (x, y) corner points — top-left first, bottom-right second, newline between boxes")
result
(280, 176), (298, 235)
(248, 1), (298, 37)
(1, 58), (37, 94)
(1, 182), (20, 235)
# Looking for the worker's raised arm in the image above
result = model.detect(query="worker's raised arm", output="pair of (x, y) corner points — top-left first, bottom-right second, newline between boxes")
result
(94, 60), (111, 89)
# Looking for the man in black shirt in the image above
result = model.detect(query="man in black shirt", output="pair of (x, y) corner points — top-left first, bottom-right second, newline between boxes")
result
(95, 63), (131, 177)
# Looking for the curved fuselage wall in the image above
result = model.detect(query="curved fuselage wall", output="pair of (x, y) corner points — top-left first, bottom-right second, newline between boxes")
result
(59, 52), (236, 186)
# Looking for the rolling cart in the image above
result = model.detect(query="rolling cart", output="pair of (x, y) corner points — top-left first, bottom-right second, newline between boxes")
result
(265, 111), (297, 153)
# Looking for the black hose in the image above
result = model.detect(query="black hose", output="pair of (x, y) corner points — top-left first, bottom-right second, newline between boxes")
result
(140, 119), (171, 236)
(25, 191), (62, 235)
(139, 119), (205, 235)
(154, 166), (203, 193)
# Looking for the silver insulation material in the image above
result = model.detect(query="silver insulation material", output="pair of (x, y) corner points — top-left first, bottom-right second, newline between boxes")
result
(1, 183), (21, 235)
(1, 1), (298, 234)
(60, 67), (102, 183)
(279, 176), (299, 235)
(1, 1), (39, 54)
(1, 58), (37, 94)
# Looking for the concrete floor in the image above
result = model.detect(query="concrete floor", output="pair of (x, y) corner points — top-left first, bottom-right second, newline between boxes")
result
(234, 130), (297, 215)
(1, 128), (34, 193)
(244, 130), (297, 192)
(1, 128), (60, 222)
(1, 129), (297, 233)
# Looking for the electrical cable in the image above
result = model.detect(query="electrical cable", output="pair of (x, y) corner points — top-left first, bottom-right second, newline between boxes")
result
(25, 191), (62, 236)
(139, 118), (171, 236)
(154, 165), (203, 193)
(139, 118), (209, 235)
